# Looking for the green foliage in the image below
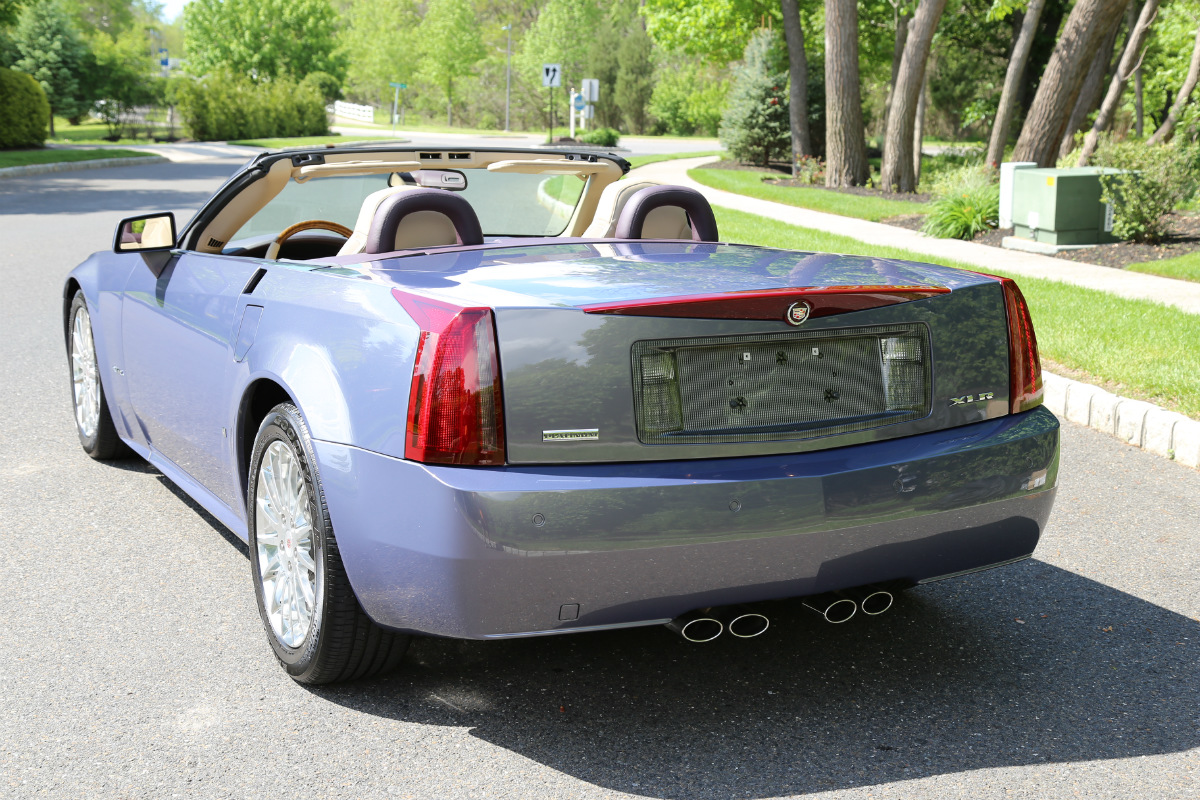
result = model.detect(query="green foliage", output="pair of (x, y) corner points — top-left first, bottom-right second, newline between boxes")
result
(1093, 137), (1200, 243)
(0, 64), (49, 147)
(417, 0), (485, 124)
(301, 70), (341, 103)
(718, 29), (789, 166)
(90, 29), (156, 139)
(176, 72), (328, 140)
(921, 165), (999, 240)
(577, 126), (619, 146)
(183, 0), (345, 82)
(11, 0), (88, 124)
(340, 0), (419, 106)
(648, 58), (729, 136)
(614, 22), (654, 133)
(641, 0), (778, 64)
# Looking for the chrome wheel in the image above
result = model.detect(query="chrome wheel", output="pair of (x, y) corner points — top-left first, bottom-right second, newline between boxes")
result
(71, 305), (100, 440)
(255, 440), (316, 648)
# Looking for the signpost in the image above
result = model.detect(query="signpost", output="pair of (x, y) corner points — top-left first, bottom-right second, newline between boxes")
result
(388, 81), (407, 135)
(543, 64), (561, 142)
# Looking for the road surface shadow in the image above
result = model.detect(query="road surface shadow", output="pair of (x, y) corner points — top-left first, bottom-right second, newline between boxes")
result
(0, 160), (240, 216)
(316, 558), (1198, 797)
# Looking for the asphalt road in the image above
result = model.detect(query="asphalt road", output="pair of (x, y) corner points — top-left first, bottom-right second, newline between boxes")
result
(1, 159), (1197, 800)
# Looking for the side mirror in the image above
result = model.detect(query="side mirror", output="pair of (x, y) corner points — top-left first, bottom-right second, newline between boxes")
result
(113, 212), (177, 253)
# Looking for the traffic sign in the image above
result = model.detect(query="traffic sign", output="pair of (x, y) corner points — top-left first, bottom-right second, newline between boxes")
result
(542, 64), (562, 88)
(571, 92), (586, 111)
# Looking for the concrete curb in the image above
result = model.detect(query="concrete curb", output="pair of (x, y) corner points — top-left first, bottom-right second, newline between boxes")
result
(1043, 372), (1199, 469)
(0, 155), (165, 179)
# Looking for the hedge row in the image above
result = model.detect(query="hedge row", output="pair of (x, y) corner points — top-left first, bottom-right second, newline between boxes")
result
(176, 73), (328, 141)
(0, 67), (51, 149)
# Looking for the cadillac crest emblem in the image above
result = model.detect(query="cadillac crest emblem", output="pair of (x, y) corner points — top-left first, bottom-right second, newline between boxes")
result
(785, 301), (811, 326)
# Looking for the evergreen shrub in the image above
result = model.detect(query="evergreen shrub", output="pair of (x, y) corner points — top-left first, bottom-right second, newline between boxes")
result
(0, 66), (50, 148)
(718, 30), (790, 167)
(578, 126), (620, 147)
(176, 72), (328, 141)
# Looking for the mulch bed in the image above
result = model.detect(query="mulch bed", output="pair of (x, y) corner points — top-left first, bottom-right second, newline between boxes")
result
(708, 159), (1200, 270)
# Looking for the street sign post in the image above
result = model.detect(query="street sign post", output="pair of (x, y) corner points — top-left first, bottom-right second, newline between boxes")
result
(388, 81), (407, 134)
(542, 64), (562, 142)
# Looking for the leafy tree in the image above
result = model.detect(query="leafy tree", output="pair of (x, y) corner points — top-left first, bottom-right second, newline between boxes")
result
(183, 0), (346, 82)
(340, 0), (419, 105)
(0, 0), (25, 27)
(614, 20), (654, 133)
(12, 0), (87, 134)
(641, 0), (777, 64)
(416, 0), (485, 126)
(719, 29), (790, 166)
(516, 0), (602, 127)
(90, 28), (156, 139)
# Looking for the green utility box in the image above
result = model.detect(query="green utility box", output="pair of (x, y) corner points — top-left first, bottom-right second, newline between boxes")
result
(1011, 167), (1122, 245)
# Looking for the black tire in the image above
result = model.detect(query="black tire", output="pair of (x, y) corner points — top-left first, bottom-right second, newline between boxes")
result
(67, 290), (130, 460)
(247, 402), (410, 684)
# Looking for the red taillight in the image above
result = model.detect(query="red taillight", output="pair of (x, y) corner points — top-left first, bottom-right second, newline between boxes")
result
(1000, 278), (1043, 413)
(393, 289), (505, 465)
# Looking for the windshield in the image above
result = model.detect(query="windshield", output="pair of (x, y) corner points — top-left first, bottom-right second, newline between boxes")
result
(232, 169), (587, 243)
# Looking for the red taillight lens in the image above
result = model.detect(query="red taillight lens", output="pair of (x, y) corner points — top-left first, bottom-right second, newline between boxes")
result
(393, 289), (506, 465)
(1000, 278), (1043, 413)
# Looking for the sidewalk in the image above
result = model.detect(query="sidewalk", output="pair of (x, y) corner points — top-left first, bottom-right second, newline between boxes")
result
(630, 156), (1200, 316)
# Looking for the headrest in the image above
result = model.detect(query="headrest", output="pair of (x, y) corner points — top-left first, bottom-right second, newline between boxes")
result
(613, 185), (719, 242)
(581, 180), (659, 238)
(337, 186), (409, 255)
(366, 188), (484, 254)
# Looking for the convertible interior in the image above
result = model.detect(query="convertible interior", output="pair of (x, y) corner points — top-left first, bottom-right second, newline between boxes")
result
(181, 147), (720, 262)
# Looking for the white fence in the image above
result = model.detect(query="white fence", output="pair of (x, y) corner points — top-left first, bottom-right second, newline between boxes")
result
(331, 101), (375, 123)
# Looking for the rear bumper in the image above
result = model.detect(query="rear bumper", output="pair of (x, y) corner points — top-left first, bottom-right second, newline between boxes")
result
(317, 406), (1059, 639)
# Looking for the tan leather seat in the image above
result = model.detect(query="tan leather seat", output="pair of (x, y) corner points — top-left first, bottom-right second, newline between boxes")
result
(581, 180), (659, 238)
(337, 186), (411, 256)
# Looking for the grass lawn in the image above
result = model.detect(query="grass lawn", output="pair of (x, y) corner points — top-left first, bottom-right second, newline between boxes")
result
(0, 148), (149, 169)
(691, 168), (927, 222)
(715, 206), (1200, 419)
(227, 135), (407, 149)
(626, 150), (726, 170)
(1126, 251), (1200, 283)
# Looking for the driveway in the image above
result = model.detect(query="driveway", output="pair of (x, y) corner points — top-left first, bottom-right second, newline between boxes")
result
(1, 159), (1196, 799)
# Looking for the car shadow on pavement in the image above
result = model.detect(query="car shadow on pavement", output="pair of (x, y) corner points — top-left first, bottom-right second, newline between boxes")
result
(314, 557), (1198, 797)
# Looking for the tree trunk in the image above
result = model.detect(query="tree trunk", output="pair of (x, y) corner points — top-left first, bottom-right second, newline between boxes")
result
(986, 0), (1046, 168)
(1147, 25), (1200, 145)
(1135, 67), (1144, 136)
(913, 68), (929, 183)
(825, 0), (870, 187)
(1057, 23), (1120, 160)
(881, 8), (910, 138)
(1012, 0), (1129, 166)
(880, 0), (948, 193)
(1079, 0), (1160, 164)
(781, 0), (812, 170)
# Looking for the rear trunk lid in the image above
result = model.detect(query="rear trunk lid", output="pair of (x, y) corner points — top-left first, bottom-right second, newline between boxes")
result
(369, 242), (1012, 465)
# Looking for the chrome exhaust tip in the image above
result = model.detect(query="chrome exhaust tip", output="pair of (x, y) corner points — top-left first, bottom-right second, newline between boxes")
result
(836, 585), (894, 616)
(800, 592), (857, 624)
(666, 610), (723, 642)
(725, 606), (770, 638)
